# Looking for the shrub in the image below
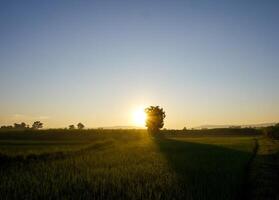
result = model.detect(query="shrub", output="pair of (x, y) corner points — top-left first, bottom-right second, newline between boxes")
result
(264, 124), (279, 139)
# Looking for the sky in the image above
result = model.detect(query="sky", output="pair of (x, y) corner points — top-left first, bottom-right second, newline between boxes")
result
(0, 0), (279, 128)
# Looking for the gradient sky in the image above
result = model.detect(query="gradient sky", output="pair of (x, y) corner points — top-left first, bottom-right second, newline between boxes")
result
(0, 0), (279, 128)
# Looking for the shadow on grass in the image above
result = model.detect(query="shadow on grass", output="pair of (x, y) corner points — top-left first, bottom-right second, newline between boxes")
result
(0, 140), (113, 166)
(154, 136), (255, 200)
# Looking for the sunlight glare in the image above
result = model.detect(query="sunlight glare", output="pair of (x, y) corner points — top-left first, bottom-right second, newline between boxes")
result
(133, 107), (146, 127)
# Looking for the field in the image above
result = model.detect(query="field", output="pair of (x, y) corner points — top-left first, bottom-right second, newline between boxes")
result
(0, 129), (277, 200)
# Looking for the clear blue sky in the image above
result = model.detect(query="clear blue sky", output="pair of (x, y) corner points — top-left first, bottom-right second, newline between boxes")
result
(0, 0), (278, 128)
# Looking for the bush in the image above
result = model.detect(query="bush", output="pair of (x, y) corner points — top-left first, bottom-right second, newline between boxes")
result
(264, 124), (279, 139)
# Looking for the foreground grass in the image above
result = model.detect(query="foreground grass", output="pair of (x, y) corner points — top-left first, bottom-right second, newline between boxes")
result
(0, 130), (257, 199)
(249, 137), (279, 200)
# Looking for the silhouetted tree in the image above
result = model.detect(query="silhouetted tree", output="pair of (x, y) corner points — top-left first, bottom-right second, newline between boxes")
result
(14, 122), (27, 129)
(69, 125), (75, 130)
(77, 123), (85, 130)
(14, 123), (19, 128)
(145, 106), (166, 134)
(32, 121), (43, 129)
(21, 122), (27, 128)
(1, 125), (13, 129)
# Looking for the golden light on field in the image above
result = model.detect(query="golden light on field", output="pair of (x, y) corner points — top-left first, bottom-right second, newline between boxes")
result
(133, 107), (146, 127)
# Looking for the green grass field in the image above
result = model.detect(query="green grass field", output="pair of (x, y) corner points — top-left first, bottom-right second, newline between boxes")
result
(0, 129), (277, 200)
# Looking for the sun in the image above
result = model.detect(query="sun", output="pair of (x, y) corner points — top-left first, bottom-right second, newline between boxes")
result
(133, 107), (147, 127)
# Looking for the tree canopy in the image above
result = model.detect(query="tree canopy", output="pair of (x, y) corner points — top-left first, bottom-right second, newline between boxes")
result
(32, 121), (43, 129)
(145, 106), (166, 133)
(77, 123), (85, 130)
(69, 125), (75, 130)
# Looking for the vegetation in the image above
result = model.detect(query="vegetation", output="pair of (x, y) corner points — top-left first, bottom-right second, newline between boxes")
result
(162, 127), (262, 136)
(145, 106), (166, 133)
(0, 129), (276, 200)
(32, 121), (43, 129)
(1, 121), (43, 130)
(69, 125), (75, 130)
(263, 123), (279, 139)
(14, 122), (28, 129)
(77, 122), (85, 129)
(249, 136), (279, 199)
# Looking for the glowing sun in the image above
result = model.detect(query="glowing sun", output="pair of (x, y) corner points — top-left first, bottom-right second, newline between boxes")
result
(133, 107), (146, 127)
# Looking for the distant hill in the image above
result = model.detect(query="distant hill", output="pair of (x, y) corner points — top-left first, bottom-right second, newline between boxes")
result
(195, 122), (277, 129)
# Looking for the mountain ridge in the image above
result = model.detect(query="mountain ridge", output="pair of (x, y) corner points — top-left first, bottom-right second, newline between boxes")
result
(194, 122), (277, 129)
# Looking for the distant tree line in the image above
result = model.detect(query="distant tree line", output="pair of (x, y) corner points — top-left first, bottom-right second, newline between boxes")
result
(0, 121), (43, 130)
(68, 123), (85, 130)
(1, 121), (86, 130)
